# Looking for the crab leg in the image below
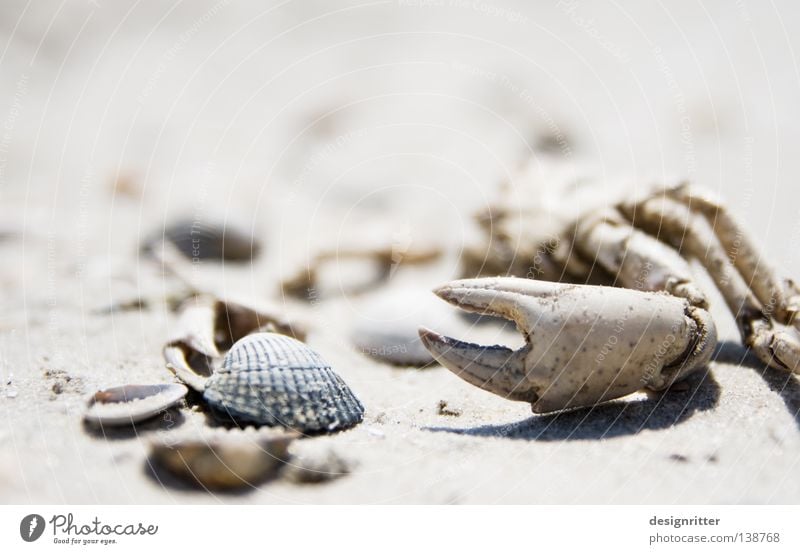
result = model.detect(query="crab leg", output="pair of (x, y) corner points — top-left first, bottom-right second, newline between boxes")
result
(573, 209), (708, 307)
(622, 194), (800, 373)
(665, 183), (800, 327)
(419, 278), (716, 413)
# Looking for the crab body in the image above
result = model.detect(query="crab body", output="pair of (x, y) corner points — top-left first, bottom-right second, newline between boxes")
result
(421, 159), (800, 412)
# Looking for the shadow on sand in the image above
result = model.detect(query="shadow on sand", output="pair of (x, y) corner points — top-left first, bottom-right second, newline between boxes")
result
(82, 408), (186, 441)
(425, 368), (721, 441)
(427, 339), (800, 441)
(713, 340), (800, 430)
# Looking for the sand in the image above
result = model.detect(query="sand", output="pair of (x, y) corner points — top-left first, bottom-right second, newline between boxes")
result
(1, 0), (799, 504)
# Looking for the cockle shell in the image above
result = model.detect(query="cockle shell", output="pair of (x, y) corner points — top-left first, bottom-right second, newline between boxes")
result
(203, 333), (365, 433)
(84, 384), (188, 427)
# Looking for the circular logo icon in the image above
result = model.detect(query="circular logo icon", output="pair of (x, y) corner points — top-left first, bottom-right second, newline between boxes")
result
(20, 514), (45, 542)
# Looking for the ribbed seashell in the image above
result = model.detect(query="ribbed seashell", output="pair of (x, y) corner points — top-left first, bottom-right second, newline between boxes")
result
(203, 333), (364, 433)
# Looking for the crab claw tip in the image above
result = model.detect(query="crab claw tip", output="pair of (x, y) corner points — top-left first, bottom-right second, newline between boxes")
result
(418, 326), (444, 346)
(431, 282), (463, 304)
(418, 326), (531, 401)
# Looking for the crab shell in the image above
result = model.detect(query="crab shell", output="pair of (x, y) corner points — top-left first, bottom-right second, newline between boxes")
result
(461, 157), (678, 281)
(420, 278), (717, 413)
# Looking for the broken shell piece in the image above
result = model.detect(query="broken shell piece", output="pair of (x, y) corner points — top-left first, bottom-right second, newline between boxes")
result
(84, 384), (188, 427)
(203, 333), (365, 433)
(212, 297), (307, 348)
(167, 294), (307, 357)
(149, 431), (295, 490)
(164, 295), (309, 391)
(170, 296), (221, 359)
(142, 219), (261, 263)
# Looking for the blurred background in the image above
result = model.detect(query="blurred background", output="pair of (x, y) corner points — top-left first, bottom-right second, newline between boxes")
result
(2, 1), (800, 503)
(2, 1), (799, 277)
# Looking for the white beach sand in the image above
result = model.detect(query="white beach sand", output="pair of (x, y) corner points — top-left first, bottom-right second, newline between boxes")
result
(1, 0), (799, 503)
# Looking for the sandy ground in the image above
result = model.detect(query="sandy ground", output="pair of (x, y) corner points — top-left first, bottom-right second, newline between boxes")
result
(1, 0), (800, 503)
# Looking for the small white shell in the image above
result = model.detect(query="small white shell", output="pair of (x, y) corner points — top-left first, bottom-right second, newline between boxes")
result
(84, 384), (188, 427)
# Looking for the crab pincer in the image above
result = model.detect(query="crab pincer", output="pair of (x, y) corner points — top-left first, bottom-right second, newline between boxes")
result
(419, 278), (717, 413)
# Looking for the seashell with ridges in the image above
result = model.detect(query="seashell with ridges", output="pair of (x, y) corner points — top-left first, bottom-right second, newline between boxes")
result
(203, 333), (364, 433)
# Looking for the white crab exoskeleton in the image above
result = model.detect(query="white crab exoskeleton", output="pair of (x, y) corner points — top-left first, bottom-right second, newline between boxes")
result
(420, 278), (717, 413)
(420, 160), (800, 412)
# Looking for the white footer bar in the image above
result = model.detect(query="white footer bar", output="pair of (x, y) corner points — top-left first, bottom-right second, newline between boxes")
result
(1, 505), (797, 553)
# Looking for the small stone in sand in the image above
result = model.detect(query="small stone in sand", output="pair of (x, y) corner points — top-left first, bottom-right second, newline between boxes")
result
(437, 400), (462, 417)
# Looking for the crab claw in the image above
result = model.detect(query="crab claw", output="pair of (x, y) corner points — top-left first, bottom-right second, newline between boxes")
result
(419, 278), (717, 413)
